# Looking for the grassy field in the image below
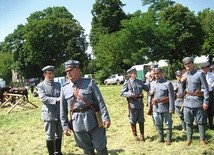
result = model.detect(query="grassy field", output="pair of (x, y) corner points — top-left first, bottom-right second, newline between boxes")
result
(0, 85), (214, 155)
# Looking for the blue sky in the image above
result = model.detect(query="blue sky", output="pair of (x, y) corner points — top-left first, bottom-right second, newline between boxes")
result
(0, 0), (214, 49)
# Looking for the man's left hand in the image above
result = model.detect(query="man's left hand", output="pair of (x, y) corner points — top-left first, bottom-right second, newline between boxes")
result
(103, 121), (111, 129)
(203, 104), (208, 111)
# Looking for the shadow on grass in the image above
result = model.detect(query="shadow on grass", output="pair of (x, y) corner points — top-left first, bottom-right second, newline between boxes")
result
(108, 148), (125, 155)
(63, 149), (125, 155)
(64, 153), (82, 155)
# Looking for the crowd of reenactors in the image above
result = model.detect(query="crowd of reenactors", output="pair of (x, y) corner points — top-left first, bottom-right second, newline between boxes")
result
(121, 56), (214, 148)
(2, 56), (213, 154)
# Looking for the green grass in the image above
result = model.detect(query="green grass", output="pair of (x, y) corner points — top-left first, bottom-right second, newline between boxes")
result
(0, 85), (214, 155)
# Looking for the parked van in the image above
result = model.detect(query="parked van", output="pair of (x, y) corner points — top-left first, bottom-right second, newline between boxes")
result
(132, 64), (158, 81)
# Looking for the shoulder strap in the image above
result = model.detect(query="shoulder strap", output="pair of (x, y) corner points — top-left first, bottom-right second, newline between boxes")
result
(71, 79), (96, 111)
(127, 79), (133, 93)
(70, 79), (83, 112)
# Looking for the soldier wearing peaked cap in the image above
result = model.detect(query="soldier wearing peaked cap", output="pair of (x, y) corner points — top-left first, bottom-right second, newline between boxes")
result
(182, 57), (209, 147)
(120, 67), (149, 142)
(200, 61), (214, 130)
(182, 57), (194, 64)
(37, 65), (63, 155)
(173, 70), (186, 132)
(152, 67), (175, 145)
(60, 60), (111, 155)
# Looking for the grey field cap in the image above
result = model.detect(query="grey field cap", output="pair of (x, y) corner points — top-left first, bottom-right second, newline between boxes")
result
(127, 67), (137, 74)
(200, 61), (210, 68)
(64, 60), (80, 69)
(153, 67), (163, 73)
(182, 57), (194, 64)
(42, 65), (54, 72)
(175, 70), (182, 76)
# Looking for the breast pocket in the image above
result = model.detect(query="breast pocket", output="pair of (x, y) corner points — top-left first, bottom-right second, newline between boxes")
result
(81, 90), (92, 98)
(193, 81), (201, 90)
(65, 93), (75, 106)
(159, 85), (168, 96)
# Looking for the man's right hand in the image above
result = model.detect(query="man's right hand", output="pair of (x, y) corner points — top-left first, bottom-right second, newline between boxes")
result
(64, 129), (72, 136)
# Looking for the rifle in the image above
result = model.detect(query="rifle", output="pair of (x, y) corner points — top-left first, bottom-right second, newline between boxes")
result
(126, 98), (131, 117)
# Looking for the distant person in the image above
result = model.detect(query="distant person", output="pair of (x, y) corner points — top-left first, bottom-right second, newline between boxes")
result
(120, 67), (149, 142)
(210, 65), (214, 74)
(146, 67), (156, 116)
(182, 57), (209, 147)
(152, 67), (174, 145)
(37, 65), (63, 155)
(200, 62), (214, 130)
(173, 70), (186, 132)
(60, 60), (110, 155)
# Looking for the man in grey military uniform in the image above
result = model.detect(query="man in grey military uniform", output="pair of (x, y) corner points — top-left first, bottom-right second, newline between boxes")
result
(152, 67), (174, 145)
(37, 65), (63, 155)
(182, 57), (209, 147)
(174, 70), (186, 132)
(120, 67), (149, 142)
(200, 61), (214, 130)
(60, 60), (111, 155)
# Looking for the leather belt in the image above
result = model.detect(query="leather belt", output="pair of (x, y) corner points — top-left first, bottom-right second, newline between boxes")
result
(152, 96), (169, 105)
(73, 106), (92, 113)
(186, 91), (203, 96)
(176, 95), (183, 99)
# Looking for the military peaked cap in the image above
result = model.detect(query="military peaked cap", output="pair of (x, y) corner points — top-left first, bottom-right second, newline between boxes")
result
(127, 67), (137, 74)
(42, 65), (54, 72)
(175, 70), (182, 76)
(200, 61), (210, 68)
(64, 60), (80, 69)
(182, 57), (194, 64)
(153, 67), (163, 73)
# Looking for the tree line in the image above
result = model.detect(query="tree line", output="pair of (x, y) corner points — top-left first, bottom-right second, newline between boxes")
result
(0, 0), (213, 85)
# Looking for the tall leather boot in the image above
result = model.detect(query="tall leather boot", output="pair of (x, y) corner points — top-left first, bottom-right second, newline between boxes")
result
(46, 140), (55, 155)
(55, 139), (63, 155)
(131, 123), (138, 141)
(139, 123), (145, 142)
(97, 147), (108, 155)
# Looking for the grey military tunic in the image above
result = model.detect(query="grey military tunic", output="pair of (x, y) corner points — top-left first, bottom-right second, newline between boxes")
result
(153, 78), (175, 113)
(152, 78), (175, 130)
(183, 69), (209, 124)
(37, 79), (62, 140)
(60, 77), (110, 132)
(184, 69), (209, 108)
(120, 78), (149, 123)
(174, 81), (185, 107)
(60, 77), (110, 152)
(121, 78), (149, 108)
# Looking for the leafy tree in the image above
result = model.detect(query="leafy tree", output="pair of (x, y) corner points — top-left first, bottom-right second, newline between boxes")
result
(90, 0), (127, 49)
(90, 0), (128, 82)
(198, 9), (214, 62)
(157, 4), (204, 64)
(0, 51), (13, 84)
(2, 6), (89, 79)
(142, 0), (175, 12)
